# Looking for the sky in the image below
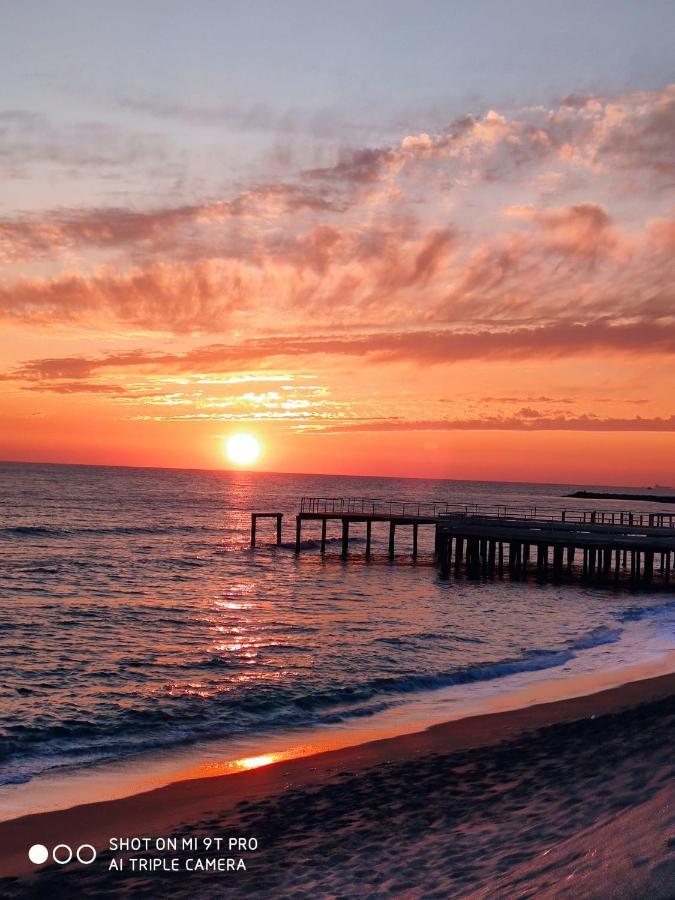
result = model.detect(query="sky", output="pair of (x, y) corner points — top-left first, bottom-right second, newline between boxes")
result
(1, 1), (674, 484)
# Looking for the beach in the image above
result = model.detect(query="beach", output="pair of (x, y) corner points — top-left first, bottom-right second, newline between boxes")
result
(2, 671), (675, 897)
(3, 465), (675, 896)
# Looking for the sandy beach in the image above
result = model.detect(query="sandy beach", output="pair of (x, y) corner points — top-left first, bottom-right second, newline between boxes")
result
(2, 671), (675, 897)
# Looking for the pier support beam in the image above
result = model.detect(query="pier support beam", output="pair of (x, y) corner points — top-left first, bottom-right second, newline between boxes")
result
(602, 548), (612, 580)
(365, 519), (372, 560)
(455, 536), (465, 570)
(341, 518), (350, 558)
(412, 523), (419, 562)
(389, 521), (396, 560)
(320, 518), (327, 555)
(467, 537), (480, 574)
(251, 512), (284, 548)
(644, 550), (654, 585)
(295, 516), (302, 553)
(439, 534), (450, 579)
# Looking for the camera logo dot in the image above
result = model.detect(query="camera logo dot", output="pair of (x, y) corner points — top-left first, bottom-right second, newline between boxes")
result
(77, 844), (97, 864)
(53, 844), (73, 865)
(28, 844), (49, 865)
(28, 843), (97, 866)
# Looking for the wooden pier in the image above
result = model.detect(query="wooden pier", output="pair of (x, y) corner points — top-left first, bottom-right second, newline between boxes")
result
(251, 497), (675, 589)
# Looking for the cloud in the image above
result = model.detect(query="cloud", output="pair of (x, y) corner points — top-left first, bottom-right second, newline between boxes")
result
(505, 202), (618, 261)
(117, 94), (375, 140)
(304, 147), (396, 184)
(1, 85), (673, 342)
(0, 108), (167, 173)
(315, 414), (675, 433)
(6, 318), (674, 387)
(0, 261), (247, 332)
(22, 381), (128, 394)
(594, 85), (675, 178)
(1, 197), (669, 333)
(0, 221), (464, 330)
(0, 185), (341, 261)
(480, 395), (576, 404)
(113, 85), (675, 185)
(648, 215), (675, 251)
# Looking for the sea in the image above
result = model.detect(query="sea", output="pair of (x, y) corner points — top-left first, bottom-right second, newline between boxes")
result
(1, 461), (675, 818)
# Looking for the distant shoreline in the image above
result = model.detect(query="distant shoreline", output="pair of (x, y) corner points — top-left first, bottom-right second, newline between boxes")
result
(566, 490), (675, 504)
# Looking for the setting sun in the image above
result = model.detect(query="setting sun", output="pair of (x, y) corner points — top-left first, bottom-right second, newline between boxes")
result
(225, 433), (261, 467)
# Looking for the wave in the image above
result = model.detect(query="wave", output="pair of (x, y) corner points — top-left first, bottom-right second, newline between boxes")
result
(185, 624), (621, 688)
(621, 597), (675, 622)
(0, 625), (625, 787)
(1, 523), (219, 538)
(290, 625), (623, 713)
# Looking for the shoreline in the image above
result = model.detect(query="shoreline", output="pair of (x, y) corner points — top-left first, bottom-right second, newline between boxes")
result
(3, 667), (675, 887)
(4, 639), (675, 825)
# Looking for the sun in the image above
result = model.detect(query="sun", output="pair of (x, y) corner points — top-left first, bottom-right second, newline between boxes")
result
(225, 433), (261, 466)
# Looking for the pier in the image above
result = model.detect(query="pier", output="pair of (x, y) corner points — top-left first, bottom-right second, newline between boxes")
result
(250, 511), (283, 547)
(251, 497), (675, 588)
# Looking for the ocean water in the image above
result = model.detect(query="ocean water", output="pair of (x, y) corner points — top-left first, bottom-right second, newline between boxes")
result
(1, 461), (675, 806)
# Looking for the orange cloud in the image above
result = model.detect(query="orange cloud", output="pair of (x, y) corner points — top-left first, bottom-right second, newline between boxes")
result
(0, 260), (250, 331)
(505, 203), (619, 261)
(318, 414), (675, 433)
(5, 319), (674, 389)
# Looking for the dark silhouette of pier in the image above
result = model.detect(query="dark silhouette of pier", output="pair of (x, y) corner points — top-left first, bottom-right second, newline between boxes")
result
(251, 497), (675, 588)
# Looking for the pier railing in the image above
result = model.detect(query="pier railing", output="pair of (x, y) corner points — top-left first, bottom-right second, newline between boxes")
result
(299, 496), (675, 528)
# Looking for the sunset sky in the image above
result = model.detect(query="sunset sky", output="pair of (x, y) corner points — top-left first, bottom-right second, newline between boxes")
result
(1, 1), (674, 483)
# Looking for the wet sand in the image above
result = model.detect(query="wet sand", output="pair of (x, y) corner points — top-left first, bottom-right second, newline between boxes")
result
(2, 672), (675, 897)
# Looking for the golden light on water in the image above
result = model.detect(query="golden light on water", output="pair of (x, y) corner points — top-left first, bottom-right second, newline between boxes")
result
(234, 753), (279, 771)
(224, 433), (261, 466)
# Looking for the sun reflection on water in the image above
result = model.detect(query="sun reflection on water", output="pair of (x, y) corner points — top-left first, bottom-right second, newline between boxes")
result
(233, 753), (280, 770)
(183, 742), (332, 780)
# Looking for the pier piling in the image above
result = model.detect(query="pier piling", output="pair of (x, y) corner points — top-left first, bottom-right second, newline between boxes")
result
(250, 512), (283, 548)
(341, 518), (350, 558)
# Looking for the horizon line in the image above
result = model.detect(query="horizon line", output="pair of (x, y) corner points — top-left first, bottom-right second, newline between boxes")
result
(0, 457), (669, 492)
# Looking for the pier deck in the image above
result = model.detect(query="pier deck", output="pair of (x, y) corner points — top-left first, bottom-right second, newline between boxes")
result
(251, 496), (675, 588)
